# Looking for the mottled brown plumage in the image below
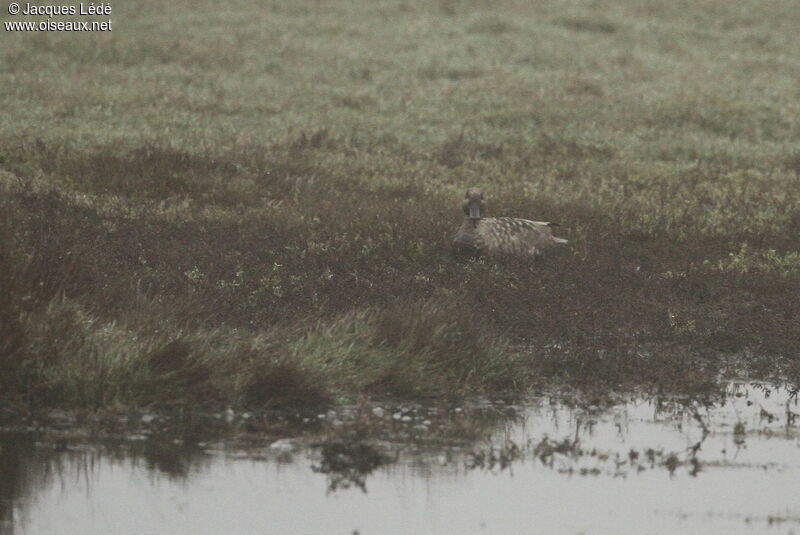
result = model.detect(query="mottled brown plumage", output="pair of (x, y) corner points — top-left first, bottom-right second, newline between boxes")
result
(452, 187), (567, 257)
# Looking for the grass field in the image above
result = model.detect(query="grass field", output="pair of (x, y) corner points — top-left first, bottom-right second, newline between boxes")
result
(2, 0), (800, 410)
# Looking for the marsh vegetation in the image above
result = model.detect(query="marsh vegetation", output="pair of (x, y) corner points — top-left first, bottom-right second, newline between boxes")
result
(2, 0), (800, 411)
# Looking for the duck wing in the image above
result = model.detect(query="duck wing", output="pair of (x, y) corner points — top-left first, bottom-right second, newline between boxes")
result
(478, 217), (567, 256)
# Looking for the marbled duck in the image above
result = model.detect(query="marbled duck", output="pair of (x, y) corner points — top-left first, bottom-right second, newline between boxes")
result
(452, 187), (567, 257)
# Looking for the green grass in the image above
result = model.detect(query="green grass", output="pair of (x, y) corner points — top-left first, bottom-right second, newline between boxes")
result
(1, 0), (800, 410)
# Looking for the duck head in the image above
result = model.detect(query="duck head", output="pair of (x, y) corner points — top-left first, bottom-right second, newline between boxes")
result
(462, 187), (485, 220)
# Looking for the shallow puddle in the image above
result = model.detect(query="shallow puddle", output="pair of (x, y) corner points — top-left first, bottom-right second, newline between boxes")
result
(2, 382), (799, 535)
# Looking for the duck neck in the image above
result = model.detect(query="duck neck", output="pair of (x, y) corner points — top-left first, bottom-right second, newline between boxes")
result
(462, 216), (480, 231)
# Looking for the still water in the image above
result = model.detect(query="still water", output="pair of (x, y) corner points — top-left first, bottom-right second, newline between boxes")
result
(2, 382), (799, 535)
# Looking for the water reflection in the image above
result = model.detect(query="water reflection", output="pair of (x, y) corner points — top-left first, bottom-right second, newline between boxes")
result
(2, 382), (799, 535)
(0, 434), (34, 535)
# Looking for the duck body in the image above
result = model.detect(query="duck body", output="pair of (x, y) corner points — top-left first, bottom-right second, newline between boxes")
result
(452, 188), (567, 258)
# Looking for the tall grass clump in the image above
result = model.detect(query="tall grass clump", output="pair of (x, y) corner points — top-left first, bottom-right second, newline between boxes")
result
(0, 206), (27, 398)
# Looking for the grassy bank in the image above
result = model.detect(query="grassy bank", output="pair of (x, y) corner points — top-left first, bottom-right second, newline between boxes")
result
(2, 0), (800, 410)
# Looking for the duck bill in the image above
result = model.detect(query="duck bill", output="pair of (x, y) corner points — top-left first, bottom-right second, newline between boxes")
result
(468, 203), (481, 219)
